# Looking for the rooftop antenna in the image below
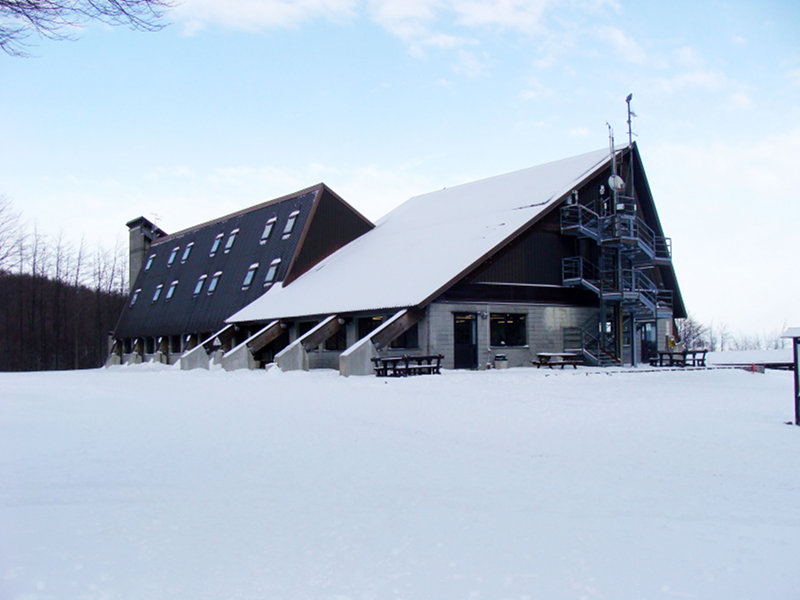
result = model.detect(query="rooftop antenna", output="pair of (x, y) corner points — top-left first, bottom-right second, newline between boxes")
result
(625, 93), (635, 146)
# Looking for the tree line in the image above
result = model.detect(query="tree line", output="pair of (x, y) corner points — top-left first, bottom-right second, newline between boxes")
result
(677, 314), (788, 352)
(0, 196), (128, 371)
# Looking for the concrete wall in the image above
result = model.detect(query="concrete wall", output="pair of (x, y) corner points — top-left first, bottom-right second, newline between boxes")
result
(427, 301), (598, 370)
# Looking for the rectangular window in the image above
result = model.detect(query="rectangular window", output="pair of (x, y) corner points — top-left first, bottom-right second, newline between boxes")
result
(490, 313), (527, 347)
(208, 271), (222, 294)
(324, 328), (347, 351)
(357, 316), (384, 340)
(283, 210), (300, 237)
(263, 258), (280, 286)
(242, 263), (259, 289)
(130, 288), (141, 307)
(193, 274), (207, 296)
(166, 280), (178, 300)
(167, 246), (179, 267)
(144, 254), (155, 271)
(152, 284), (164, 302)
(181, 242), (194, 263)
(390, 323), (419, 349)
(260, 217), (277, 244)
(224, 228), (239, 253)
(209, 233), (223, 256)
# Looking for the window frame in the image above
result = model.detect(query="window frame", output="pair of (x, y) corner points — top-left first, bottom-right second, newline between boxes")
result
(130, 288), (141, 307)
(260, 217), (277, 245)
(193, 274), (207, 297)
(263, 258), (281, 286)
(166, 280), (179, 301)
(223, 228), (239, 253)
(181, 242), (194, 263)
(207, 271), (222, 295)
(489, 312), (527, 347)
(167, 246), (180, 267)
(209, 233), (224, 256)
(241, 263), (259, 289)
(152, 284), (164, 303)
(282, 210), (300, 237)
(144, 254), (156, 272)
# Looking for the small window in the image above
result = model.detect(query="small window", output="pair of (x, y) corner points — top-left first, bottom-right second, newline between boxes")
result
(490, 313), (527, 347)
(152, 284), (164, 302)
(167, 246), (180, 267)
(263, 258), (281, 286)
(209, 233), (223, 256)
(224, 228), (239, 253)
(166, 280), (178, 300)
(193, 274), (207, 296)
(260, 217), (277, 244)
(181, 242), (194, 263)
(283, 210), (300, 237)
(241, 263), (259, 289)
(208, 271), (222, 294)
(144, 254), (155, 271)
(130, 288), (141, 307)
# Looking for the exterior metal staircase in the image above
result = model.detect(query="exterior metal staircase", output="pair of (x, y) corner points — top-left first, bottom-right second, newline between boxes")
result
(559, 187), (673, 365)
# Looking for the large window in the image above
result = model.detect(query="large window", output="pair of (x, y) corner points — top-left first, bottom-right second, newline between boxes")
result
(358, 316), (384, 340)
(490, 313), (527, 347)
(390, 323), (419, 349)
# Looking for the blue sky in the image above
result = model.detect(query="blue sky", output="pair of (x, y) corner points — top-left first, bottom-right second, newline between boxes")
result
(1, 0), (798, 336)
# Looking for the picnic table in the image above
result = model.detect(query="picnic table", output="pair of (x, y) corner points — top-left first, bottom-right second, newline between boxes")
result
(532, 352), (582, 369)
(371, 354), (443, 377)
(650, 349), (708, 367)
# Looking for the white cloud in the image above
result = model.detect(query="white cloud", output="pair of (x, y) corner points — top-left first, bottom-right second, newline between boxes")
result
(594, 25), (646, 64)
(173, 0), (357, 33)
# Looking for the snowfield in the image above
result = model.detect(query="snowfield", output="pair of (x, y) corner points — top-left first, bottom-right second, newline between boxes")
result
(2, 365), (798, 600)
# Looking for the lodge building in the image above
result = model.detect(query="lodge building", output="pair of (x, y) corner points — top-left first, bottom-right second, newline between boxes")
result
(108, 143), (686, 375)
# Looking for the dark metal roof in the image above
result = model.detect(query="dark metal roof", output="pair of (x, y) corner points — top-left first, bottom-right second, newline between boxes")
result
(114, 184), (373, 339)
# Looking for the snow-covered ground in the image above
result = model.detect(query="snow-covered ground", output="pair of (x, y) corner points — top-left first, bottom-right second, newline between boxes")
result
(2, 365), (798, 600)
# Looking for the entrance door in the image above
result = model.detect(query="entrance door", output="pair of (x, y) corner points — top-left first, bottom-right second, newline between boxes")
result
(453, 312), (478, 369)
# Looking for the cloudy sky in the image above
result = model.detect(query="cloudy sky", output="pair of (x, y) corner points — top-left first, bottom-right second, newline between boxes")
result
(1, 0), (798, 336)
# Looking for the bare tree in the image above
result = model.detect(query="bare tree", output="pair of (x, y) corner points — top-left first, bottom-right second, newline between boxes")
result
(0, 195), (21, 270)
(0, 0), (172, 56)
(677, 314), (708, 350)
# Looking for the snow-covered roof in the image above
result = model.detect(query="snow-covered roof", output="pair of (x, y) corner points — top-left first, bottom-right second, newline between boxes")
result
(781, 327), (800, 339)
(228, 147), (612, 323)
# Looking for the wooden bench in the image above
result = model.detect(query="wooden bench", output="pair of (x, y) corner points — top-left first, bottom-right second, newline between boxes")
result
(371, 354), (444, 377)
(532, 352), (582, 369)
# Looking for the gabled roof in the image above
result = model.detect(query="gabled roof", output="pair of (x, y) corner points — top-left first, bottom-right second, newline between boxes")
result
(114, 184), (373, 339)
(228, 148), (614, 323)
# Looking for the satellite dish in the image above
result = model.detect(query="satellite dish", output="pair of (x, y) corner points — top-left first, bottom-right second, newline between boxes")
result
(608, 174), (625, 192)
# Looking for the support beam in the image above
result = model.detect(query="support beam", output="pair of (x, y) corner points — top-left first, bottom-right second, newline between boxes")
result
(275, 315), (340, 372)
(222, 320), (284, 371)
(339, 309), (420, 376)
(179, 324), (236, 370)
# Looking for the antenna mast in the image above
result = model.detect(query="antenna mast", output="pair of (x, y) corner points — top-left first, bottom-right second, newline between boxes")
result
(626, 93), (634, 146)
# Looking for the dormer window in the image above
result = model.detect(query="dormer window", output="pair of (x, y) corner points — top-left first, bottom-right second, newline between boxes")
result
(166, 280), (178, 300)
(208, 271), (222, 295)
(263, 258), (280, 286)
(193, 274), (207, 296)
(167, 246), (180, 267)
(144, 254), (155, 271)
(152, 284), (163, 302)
(282, 210), (299, 238)
(181, 242), (194, 263)
(224, 229), (239, 253)
(242, 263), (259, 289)
(260, 217), (277, 244)
(130, 288), (141, 307)
(209, 233), (223, 256)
